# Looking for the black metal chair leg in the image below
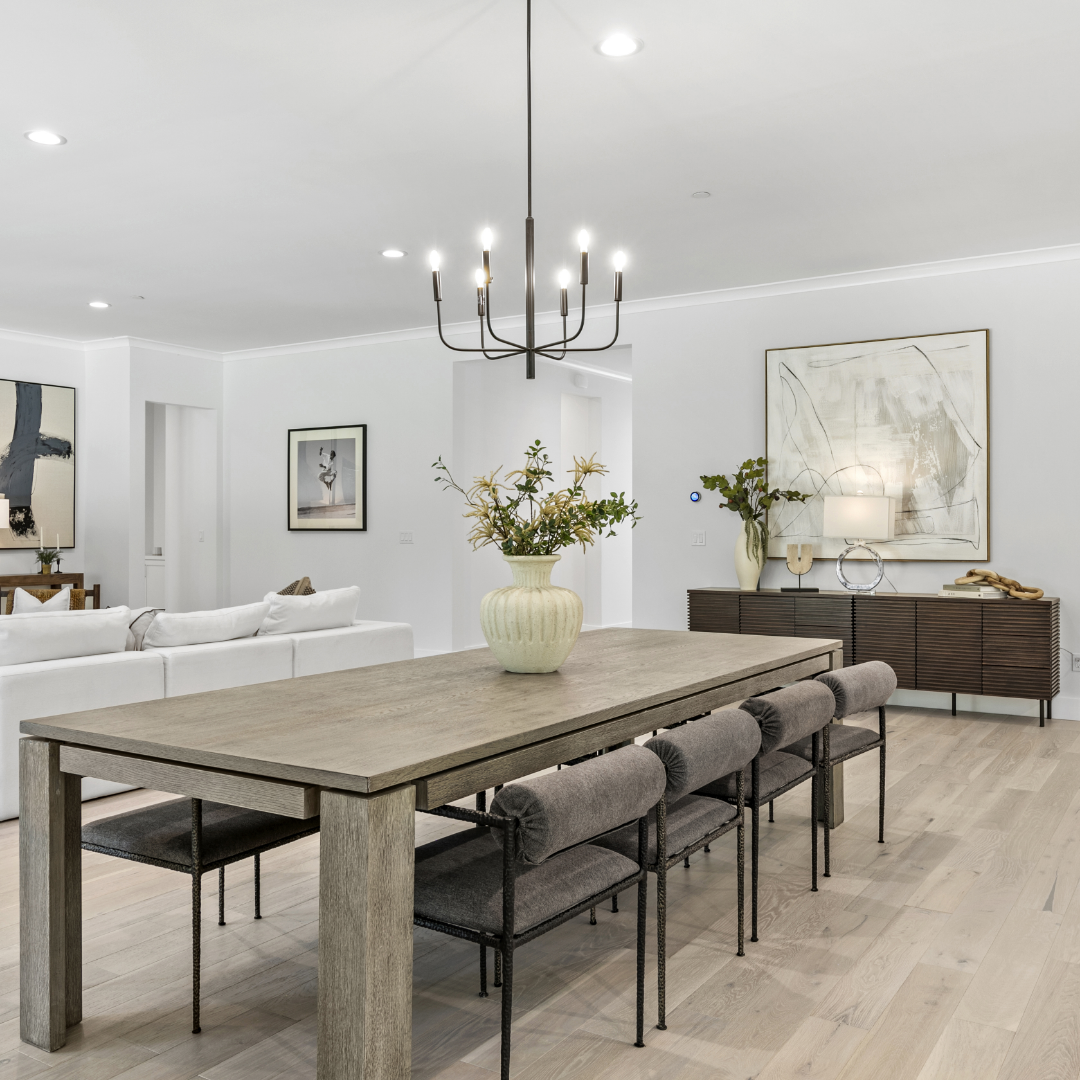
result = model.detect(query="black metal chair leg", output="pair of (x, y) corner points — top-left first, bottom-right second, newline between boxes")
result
(751, 757), (760, 942)
(218, 866), (226, 926)
(635, 873), (647, 1048)
(479, 944), (488, 998)
(811, 732), (819, 893)
(499, 945), (514, 1080)
(190, 799), (202, 1035)
(476, 789), (487, 812)
(254, 852), (261, 918)
(823, 725), (831, 878)
(494, 948), (502, 988)
(683, 855), (690, 869)
(611, 893), (618, 913)
(737, 769), (745, 957)
(769, 800), (774, 823)
(952, 692), (957, 716)
(703, 843), (710, 853)
(589, 907), (597, 925)
(656, 799), (668, 1031)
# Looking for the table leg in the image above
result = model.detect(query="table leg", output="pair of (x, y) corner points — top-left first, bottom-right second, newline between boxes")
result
(318, 784), (415, 1080)
(20, 738), (81, 1051)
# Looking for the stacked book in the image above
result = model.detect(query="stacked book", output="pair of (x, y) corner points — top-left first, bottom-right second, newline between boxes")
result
(938, 583), (1005, 599)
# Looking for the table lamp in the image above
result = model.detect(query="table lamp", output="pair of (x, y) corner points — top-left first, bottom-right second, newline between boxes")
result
(822, 495), (895, 593)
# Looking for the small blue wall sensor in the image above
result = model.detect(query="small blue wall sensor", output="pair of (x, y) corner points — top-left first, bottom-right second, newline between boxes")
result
(690, 491), (700, 502)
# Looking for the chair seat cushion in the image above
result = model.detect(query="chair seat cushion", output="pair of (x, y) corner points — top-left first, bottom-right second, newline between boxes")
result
(415, 828), (638, 936)
(787, 724), (880, 762)
(696, 751), (813, 803)
(82, 798), (318, 869)
(591, 794), (738, 864)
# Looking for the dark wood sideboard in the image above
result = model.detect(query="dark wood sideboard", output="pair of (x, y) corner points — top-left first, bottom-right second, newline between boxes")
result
(688, 588), (1060, 724)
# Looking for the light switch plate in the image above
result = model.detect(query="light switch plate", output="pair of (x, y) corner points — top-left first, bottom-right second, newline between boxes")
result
(691, 531), (706, 546)
(399, 532), (414, 544)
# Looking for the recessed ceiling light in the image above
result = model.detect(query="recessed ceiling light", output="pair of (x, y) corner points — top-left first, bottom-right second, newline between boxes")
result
(597, 33), (643, 57)
(692, 191), (711, 199)
(88, 301), (110, 309)
(381, 249), (406, 258)
(25, 130), (66, 146)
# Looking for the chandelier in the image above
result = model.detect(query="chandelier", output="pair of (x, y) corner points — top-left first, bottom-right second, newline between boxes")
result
(428, 0), (625, 380)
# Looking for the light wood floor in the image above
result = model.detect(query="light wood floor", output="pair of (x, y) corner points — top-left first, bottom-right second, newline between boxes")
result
(3, 704), (1080, 1079)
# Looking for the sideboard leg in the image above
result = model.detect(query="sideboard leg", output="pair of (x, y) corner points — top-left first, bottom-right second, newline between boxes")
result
(951, 693), (956, 717)
(1040, 700), (1045, 727)
(1048, 699), (1053, 721)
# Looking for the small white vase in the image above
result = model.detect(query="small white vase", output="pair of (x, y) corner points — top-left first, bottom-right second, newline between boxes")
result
(480, 554), (584, 673)
(734, 520), (767, 591)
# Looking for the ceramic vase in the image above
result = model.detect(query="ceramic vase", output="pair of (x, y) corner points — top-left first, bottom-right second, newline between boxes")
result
(480, 554), (584, 673)
(734, 519), (766, 591)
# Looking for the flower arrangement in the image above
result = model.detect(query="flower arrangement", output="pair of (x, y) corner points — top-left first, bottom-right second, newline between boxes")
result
(700, 457), (810, 563)
(433, 440), (640, 556)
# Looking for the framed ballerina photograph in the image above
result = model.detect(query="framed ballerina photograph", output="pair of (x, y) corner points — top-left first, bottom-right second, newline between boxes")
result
(287, 424), (366, 531)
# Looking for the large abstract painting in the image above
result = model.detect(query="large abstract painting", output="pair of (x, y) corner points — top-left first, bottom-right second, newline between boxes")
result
(288, 424), (366, 531)
(0, 380), (75, 549)
(765, 330), (988, 561)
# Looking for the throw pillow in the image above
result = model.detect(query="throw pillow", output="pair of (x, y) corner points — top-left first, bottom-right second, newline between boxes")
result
(259, 586), (360, 635)
(11, 587), (71, 614)
(142, 601), (271, 649)
(126, 608), (163, 651)
(0, 607), (132, 666)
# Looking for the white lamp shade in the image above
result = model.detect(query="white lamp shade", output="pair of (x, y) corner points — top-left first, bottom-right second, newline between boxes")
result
(822, 495), (895, 541)
(0, 495), (8, 531)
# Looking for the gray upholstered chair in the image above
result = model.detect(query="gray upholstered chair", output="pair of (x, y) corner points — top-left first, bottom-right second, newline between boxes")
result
(414, 745), (666, 1080)
(592, 708), (761, 1031)
(693, 681), (835, 942)
(82, 798), (319, 1033)
(784, 661), (898, 876)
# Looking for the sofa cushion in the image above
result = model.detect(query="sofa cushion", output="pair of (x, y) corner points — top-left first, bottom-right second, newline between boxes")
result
(0, 651), (165, 820)
(259, 587), (360, 635)
(290, 620), (413, 677)
(0, 606), (131, 666)
(142, 602), (270, 648)
(148, 636), (293, 697)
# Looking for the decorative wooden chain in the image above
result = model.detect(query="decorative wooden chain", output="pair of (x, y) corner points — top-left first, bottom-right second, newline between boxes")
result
(954, 569), (1044, 601)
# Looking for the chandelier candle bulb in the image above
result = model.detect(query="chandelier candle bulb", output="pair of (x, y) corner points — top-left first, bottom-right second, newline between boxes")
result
(613, 271), (623, 302)
(429, 251), (442, 301)
(475, 269), (486, 315)
(481, 228), (493, 283)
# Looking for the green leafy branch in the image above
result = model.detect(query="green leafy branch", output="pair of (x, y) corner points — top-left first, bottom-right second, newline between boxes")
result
(700, 456), (810, 562)
(434, 440), (641, 556)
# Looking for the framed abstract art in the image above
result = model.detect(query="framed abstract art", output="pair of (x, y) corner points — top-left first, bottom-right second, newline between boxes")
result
(0, 379), (76, 548)
(288, 424), (367, 531)
(765, 330), (989, 561)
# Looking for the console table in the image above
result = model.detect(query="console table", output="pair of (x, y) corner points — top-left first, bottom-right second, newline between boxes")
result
(688, 588), (1060, 723)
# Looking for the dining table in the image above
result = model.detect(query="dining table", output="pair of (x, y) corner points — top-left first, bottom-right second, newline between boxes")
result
(19, 626), (842, 1078)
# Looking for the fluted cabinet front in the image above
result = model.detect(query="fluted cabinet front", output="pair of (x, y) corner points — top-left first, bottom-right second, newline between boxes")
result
(480, 555), (583, 673)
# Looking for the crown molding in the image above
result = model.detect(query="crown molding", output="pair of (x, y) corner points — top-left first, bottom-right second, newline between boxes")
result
(2, 241), (1078, 361)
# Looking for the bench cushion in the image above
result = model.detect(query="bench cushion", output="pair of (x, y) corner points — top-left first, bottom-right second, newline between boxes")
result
(414, 827), (637, 935)
(82, 797), (317, 869)
(788, 723), (880, 762)
(696, 751), (813, 803)
(592, 794), (737, 864)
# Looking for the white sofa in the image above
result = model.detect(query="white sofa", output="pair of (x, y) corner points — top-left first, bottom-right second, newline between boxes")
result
(0, 618), (413, 820)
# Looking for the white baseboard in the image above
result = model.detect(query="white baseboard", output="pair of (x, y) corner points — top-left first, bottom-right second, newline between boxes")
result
(888, 688), (1078, 721)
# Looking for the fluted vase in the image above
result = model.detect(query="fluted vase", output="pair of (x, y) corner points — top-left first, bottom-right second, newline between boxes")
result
(480, 554), (583, 673)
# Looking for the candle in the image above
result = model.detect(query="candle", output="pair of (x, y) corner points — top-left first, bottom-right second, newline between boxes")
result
(55, 534), (59, 550)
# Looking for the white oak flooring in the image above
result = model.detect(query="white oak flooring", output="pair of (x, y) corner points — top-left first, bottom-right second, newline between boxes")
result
(3, 704), (1080, 1079)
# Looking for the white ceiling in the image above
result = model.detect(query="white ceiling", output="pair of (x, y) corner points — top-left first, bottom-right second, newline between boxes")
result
(2, 0), (1078, 350)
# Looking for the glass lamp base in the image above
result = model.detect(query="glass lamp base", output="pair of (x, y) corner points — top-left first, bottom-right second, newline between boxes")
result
(835, 542), (884, 592)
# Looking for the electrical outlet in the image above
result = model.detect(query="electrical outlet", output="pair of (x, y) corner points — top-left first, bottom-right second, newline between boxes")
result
(198, 531), (204, 543)
(399, 532), (413, 545)
(691, 531), (706, 547)
(1073, 655), (1080, 673)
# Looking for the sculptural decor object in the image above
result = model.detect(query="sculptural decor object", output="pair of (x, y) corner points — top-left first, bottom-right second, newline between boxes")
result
(782, 544), (817, 592)
(433, 440), (640, 672)
(955, 568), (1043, 600)
(700, 458), (810, 591)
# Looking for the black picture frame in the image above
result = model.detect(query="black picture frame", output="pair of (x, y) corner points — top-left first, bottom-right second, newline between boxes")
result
(287, 424), (367, 532)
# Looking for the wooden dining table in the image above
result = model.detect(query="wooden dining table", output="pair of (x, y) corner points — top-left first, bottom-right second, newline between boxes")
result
(19, 627), (842, 1078)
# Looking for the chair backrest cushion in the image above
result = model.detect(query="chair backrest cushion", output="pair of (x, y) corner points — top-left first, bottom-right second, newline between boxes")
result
(490, 744), (666, 864)
(645, 710), (762, 800)
(740, 680), (836, 753)
(816, 661), (897, 719)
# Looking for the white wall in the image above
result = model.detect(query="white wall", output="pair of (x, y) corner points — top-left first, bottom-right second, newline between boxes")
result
(223, 337), (456, 654)
(450, 353), (633, 650)
(628, 257), (1080, 719)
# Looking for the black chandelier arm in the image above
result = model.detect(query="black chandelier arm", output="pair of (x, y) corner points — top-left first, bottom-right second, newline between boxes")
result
(435, 302), (522, 357)
(479, 318), (526, 360)
(552, 303), (621, 353)
(536, 285), (588, 352)
(542, 315), (571, 360)
(483, 286), (524, 349)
